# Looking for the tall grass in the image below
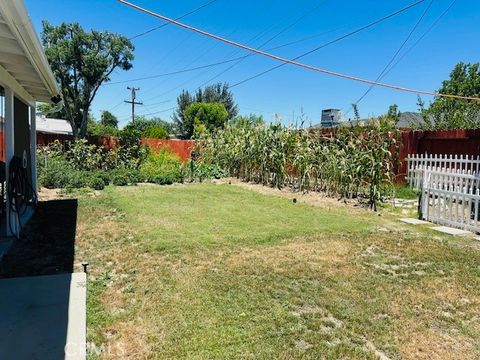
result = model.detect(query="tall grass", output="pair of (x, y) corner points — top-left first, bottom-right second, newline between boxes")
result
(197, 116), (399, 210)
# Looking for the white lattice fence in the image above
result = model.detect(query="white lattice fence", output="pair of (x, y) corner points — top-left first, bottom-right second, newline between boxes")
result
(421, 167), (480, 233)
(407, 153), (480, 189)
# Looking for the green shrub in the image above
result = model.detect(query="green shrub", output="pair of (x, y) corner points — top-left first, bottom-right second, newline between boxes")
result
(38, 156), (75, 189)
(97, 171), (111, 186)
(189, 161), (226, 182)
(85, 173), (106, 190)
(111, 168), (140, 186)
(139, 149), (182, 184)
(37, 155), (107, 190)
(143, 126), (169, 139)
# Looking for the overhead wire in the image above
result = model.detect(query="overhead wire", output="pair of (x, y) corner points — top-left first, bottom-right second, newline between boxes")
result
(348, 0), (435, 113)
(138, 0), (300, 104)
(139, 0), (280, 102)
(103, 26), (346, 87)
(108, 0), (218, 114)
(116, 0), (480, 101)
(196, 0), (329, 89)
(119, 0), (424, 106)
(380, 0), (459, 81)
(229, 0), (427, 88)
(128, 0), (218, 40)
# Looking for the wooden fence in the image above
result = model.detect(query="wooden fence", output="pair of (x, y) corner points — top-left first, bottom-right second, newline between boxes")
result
(141, 138), (195, 161)
(397, 129), (480, 182)
(34, 133), (193, 161)
(420, 166), (480, 233)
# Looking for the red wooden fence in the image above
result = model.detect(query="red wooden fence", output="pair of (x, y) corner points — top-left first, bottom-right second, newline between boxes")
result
(36, 132), (72, 146)
(0, 132), (194, 163)
(396, 130), (480, 182)
(141, 138), (195, 161)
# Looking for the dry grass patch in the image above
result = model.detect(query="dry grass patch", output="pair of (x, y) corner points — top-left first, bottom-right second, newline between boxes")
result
(223, 237), (358, 279)
(399, 323), (476, 360)
(101, 320), (151, 360)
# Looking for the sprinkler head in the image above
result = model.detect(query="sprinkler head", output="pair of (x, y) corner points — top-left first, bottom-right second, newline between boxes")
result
(81, 260), (89, 273)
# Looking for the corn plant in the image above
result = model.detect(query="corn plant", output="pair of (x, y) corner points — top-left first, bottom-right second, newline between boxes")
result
(196, 115), (399, 210)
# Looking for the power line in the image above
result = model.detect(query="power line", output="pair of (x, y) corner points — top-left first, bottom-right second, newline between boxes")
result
(117, 0), (480, 101)
(103, 4), (411, 95)
(146, 99), (172, 107)
(381, 0), (459, 81)
(103, 28), (344, 87)
(350, 0), (434, 110)
(229, 0), (426, 88)
(139, 0), (281, 101)
(128, 0), (218, 40)
(196, 0), (329, 88)
(121, 106), (176, 121)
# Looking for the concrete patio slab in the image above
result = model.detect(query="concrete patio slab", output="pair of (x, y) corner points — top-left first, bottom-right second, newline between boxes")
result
(431, 226), (471, 237)
(0, 273), (86, 360)
(399, 218), (430, 225)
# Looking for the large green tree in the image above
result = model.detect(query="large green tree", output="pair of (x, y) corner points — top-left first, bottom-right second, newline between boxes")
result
(37, 102), (67, 119)
(124, 116), (175, 135)
(183, 102), (228, 138)
(420, 62), (480, 130)
(88, 110), (119, 136)
(42, 21), (134, 138)
(173, 83), (238, 138)
(100, 110), (118, 128)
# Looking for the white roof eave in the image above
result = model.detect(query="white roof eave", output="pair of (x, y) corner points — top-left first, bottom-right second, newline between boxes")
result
(0, 0), (59, 103)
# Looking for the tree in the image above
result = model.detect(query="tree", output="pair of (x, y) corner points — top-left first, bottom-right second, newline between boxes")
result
(143, 126), (169, 139)
(42, 21), (134, 138)
(149, 117), (177, 134)
(37, 102), (67, 119)
(124, 116), (174, 136)
(172, 90), (194, 138)
(183, 102), (228, 138)
(195, 83), (238, 120)
(87, 120), (119, 137)
(421, 62), (480, 130)
(173, 83), (238, 138)
(100, 110), (118, 128)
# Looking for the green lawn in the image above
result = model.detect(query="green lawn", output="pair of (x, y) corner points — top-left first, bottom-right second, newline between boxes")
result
(76, 183), (480, 359)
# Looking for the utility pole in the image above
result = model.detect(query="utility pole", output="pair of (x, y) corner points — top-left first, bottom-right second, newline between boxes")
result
(124, 86), (143, 123)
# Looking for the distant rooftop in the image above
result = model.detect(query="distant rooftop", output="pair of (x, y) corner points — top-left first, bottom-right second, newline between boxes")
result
(36, 116), (72, 135)
(312, 112), (424, 129)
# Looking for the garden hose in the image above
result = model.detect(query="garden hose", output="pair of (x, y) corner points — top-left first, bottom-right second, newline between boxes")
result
(7, 155), (37, 238)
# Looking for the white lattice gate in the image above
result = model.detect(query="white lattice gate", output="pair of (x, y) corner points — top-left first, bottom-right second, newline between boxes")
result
(407, 154), (480, 189)
(420, 167), (480, 233)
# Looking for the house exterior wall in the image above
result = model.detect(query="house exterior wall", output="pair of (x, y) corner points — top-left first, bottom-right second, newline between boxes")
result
(13, 96), (32, 184)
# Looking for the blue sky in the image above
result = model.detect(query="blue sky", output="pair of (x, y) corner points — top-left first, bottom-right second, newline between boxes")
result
(24, 0), (479, 127)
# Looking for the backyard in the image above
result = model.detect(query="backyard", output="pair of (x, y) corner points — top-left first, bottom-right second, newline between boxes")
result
(58, 182), (480, 359)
